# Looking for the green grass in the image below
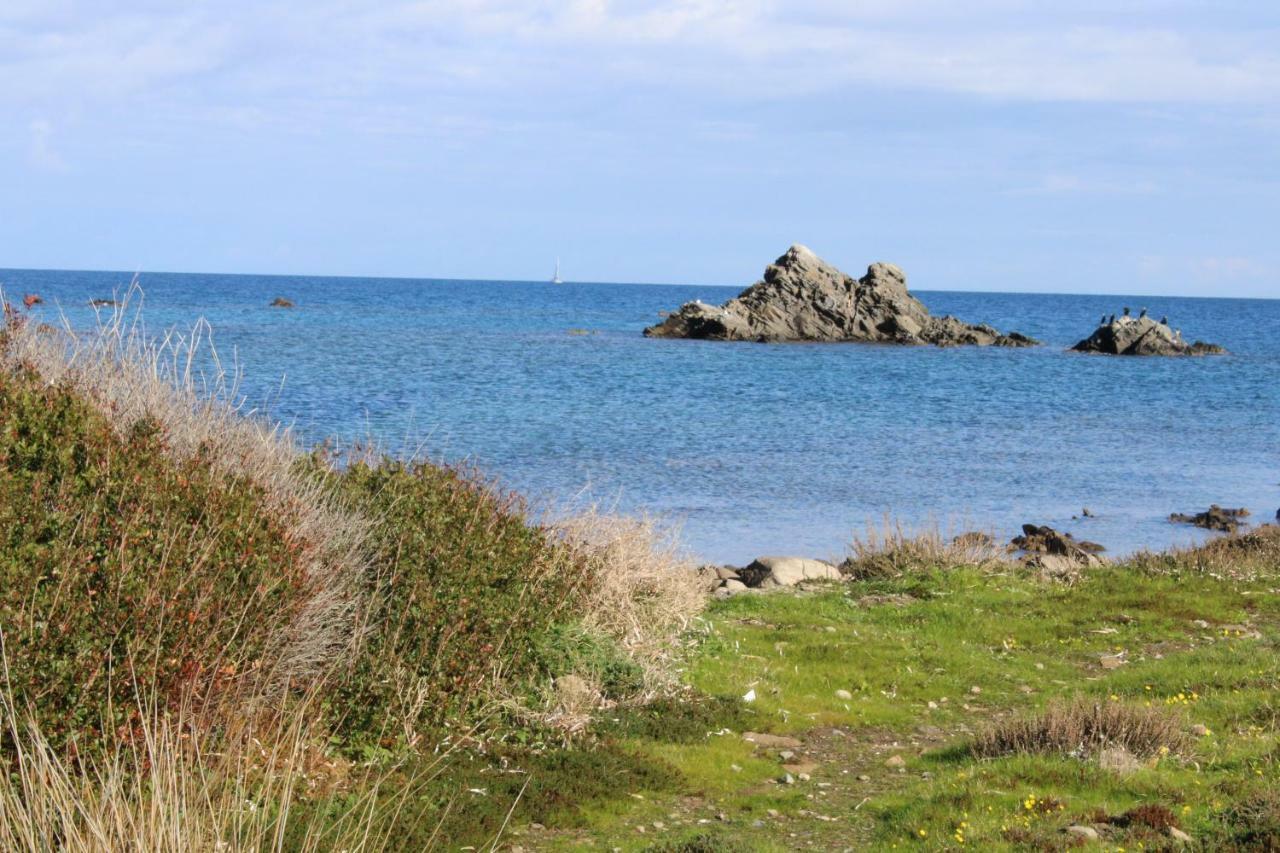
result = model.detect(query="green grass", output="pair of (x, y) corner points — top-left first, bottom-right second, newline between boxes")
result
(518, 551), (1280, 850)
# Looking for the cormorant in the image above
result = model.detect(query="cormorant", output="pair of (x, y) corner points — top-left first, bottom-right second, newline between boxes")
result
(1108, 313), (1116, 324)
(1123, 306), (1131, 316)
(1099, 314), (1107, 326)
(1160, 315), (1168, 325)
(1139, 308), (1148, 318)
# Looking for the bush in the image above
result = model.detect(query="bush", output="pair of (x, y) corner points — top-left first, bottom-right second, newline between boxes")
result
(0, 366), (320, 755)
(972, 698), (1190, 760)
(317, 458), (596, 747)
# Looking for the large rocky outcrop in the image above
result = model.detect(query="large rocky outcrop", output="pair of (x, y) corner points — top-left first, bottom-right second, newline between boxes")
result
(1071, 314), (1224, 356)
(644, 245), (1038, 347)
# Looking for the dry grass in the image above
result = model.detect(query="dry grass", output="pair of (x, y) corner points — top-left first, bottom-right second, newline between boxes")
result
(552, 508), (707, 686)
(972, 698), (1191, 761)
(0, 681), (404, 853)
(841, 516), (1008, 579)
(1125, 523), (1280, 581)
(1, 287), (370, 701)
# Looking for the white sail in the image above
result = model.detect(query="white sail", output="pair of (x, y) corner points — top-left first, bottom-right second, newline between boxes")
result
(551, 258), (563, 284)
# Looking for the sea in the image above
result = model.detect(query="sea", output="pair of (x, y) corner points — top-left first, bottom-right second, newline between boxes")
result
(3, 267), (1277, 565)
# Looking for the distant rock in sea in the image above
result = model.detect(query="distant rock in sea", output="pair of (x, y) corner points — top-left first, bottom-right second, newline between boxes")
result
(644, 244), (1038, 347)
(1072, 314), (1225, 356)
(270, 296), (296, 308)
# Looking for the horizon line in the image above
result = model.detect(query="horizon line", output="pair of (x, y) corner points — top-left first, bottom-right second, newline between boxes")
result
(1, 263), (1275, 302)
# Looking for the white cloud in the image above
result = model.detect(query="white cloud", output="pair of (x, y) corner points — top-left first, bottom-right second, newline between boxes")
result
(3, 0), (1279, 119)
(27, 119), (68, 172)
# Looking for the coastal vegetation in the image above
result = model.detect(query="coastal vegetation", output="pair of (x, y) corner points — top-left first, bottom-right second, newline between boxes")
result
(1, 298), (1277, 850)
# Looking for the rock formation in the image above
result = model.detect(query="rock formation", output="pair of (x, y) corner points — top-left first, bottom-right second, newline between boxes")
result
(1170, 505), (1249, 533)
(644, 245), (1038, 347)
(1071, 314), (1224, 356)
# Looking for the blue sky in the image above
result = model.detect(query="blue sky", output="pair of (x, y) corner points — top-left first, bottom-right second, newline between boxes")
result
(3, 1), (1279, 296)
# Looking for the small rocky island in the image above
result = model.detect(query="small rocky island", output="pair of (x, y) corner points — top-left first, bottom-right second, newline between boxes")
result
(644, 244), (1038, 347)
(1071, 310), (1225, 356)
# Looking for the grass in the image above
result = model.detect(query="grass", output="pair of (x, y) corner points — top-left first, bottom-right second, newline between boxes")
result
(527, 531), (1280, 850)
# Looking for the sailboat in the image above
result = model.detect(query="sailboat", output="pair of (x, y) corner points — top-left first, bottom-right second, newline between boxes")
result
(551, 258), (563, 285)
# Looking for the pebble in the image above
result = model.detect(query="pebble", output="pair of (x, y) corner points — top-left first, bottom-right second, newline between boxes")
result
(857, 774), (871, 782)
(884, 755), (906, 769)
(779, 773), (796, 785)
(1065, 825), (1099, 840)
(835, 689), (853, 700)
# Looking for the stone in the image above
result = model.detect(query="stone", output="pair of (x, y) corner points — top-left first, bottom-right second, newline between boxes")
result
(883, 754), (906, 769)
(1170, 505), (1249, 533)
(1168, 826), (1193, 845)
(740, 556), (842, 588)
(834, 689), (853, 700)
(778, 750), (796, 761)
(644, 244), (1038, 347)
(1072, 313), (1225, 356)
(1012, 524), (1106, 555)
(1065, 825), (1099, 841)
(721, 579), (748, 593)
(1099, 654), (1126, 670)
(270, 296), (296, 308)
(952, 531), (995, 548)
(857, 774), (871, 782)
(715, 566), (742, 580)
(743, 732), (803, 749)
(1097, 746), (1141, 774)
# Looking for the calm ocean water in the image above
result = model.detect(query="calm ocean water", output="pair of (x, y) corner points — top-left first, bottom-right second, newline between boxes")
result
(3, 267), (1278, 564)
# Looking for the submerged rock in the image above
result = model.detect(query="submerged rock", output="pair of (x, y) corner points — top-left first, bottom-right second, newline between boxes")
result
(1072, 313), (1224, 356)
(644, 244), (1038, 347)
(1170, 505), (1249, 533)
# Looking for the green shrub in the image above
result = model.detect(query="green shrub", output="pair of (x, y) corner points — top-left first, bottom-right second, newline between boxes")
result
(0, 366), (314, 756)
(317, 459), (596, 746)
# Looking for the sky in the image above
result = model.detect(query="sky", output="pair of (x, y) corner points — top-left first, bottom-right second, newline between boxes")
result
(3, 1), (1279, 296)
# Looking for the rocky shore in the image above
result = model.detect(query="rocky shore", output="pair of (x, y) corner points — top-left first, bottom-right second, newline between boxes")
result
(645, 245), (1037, 347)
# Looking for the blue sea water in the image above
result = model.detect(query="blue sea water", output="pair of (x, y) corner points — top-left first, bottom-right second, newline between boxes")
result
(3, 267), (1278, 564)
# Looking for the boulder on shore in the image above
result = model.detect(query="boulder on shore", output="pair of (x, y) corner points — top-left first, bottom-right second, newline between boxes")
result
(644, 245), (1038, 347)
(1072, 314), (1224, 356)
(739, 556), (842, 588)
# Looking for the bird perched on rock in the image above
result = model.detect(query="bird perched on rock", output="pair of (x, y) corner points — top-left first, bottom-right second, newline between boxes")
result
(1123, 306), (1131, 317)
(1109, 314), (1116, 324)
(1139, 307), (1148, 318)
(1160, 315), (1168, 325)
(1099, 314), (1107, 326)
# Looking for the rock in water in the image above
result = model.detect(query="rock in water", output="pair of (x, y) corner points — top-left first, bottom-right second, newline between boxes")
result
(1170, 505), (1249, 533)
(644, 245), (1038, 346)
(1072, 314), (1224, 356)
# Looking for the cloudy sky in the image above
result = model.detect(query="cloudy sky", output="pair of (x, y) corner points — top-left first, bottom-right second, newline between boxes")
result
(4, 1), (1279, 295)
